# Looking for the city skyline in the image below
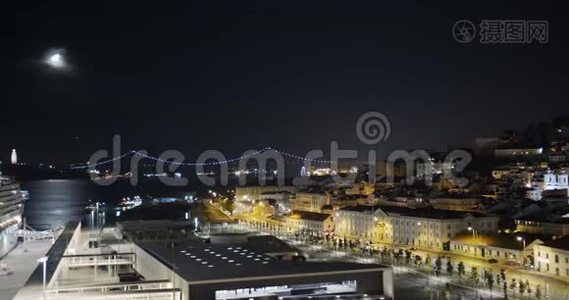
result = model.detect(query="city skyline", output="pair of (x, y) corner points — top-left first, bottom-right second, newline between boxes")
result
(3, 1), (569, 297)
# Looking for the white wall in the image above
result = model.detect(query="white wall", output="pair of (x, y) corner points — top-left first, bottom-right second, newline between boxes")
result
(133, 243), (189, 300)
(534, 245), (569, 278)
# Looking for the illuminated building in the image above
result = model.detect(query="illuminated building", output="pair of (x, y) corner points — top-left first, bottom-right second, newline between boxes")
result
(285, 210), (334, 234)
(235, 186), (296, 201)
(291, 190), (329, 213)
(534, 235), (569, 278)
(10, 149), (17, 165)
(428, 196), (480, 212)
(258, 191), (293, 215)
(334, 205), (499, 250)
(494, 147), (544, 158)
(515, 217), (569, 236)
(529, 170), (569, 200)
(450, 233), (544, 264)
(234, 186), (297, 214)
(334, 205), (388, 242)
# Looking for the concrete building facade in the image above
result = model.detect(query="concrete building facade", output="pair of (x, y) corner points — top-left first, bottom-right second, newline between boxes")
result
(533, 236), (569, 278)
(334, 205), (499, 251)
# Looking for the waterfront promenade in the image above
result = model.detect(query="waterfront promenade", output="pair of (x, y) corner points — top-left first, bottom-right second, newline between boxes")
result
(0, 240), (53, 300)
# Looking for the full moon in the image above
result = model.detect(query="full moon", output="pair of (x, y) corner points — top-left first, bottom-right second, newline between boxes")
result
(44, 49), (67, 69)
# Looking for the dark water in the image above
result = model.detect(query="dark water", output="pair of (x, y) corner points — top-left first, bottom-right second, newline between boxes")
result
(21, 179), (197, 230)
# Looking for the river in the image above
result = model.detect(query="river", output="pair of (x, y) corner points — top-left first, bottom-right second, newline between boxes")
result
(21, 179), (197, 230)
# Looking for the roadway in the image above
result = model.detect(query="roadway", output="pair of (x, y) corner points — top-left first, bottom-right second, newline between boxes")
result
(236, 222), (569, 300)
(197, 201), (234, 223)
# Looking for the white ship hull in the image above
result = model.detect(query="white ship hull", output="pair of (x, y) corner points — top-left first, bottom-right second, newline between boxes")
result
(0, 176), (24, 258)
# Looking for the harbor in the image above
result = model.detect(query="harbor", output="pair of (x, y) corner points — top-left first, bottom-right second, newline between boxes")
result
(0, 239), (56, 300)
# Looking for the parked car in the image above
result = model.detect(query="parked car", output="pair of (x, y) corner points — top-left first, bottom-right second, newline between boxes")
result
(488, 258), (498, 264)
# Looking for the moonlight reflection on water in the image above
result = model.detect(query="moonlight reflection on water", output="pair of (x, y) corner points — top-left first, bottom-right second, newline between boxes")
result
(21, 179), (194, 230)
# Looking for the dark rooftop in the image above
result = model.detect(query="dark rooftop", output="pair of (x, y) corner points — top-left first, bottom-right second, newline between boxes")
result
(242, 235), (300, 254)
(540, 235), (569, 251)
(382, 206), (491, 219)
(260, 190), (293, 195)
(434, 193), (479, 199)
(138, 239), (385, 283)
(118, 220), (193, 232)
(339, 205), (382, 213)
(289, 210), (331, 222)
(297, 186), (329, 194)
(336, 194), (367, 200)
(340, 205), (493, 219)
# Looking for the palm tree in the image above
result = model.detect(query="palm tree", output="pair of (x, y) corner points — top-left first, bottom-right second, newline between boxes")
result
(435, 256), (442, 276)
(519, 280), (526, 298)
(404, 250), (412, 265)
(470, 267), (480, 285)
(414, 255), (422, 266)
(424, 254), (432, 273)
(526, 279), (532, 296)
(425, 254), (432, 266)
(457, 261), (465, 278)
(405, 249), (413, 260)
(446, 260), (454, 276)
(486, 273), (495, 296)
(510, 279), (517, 296)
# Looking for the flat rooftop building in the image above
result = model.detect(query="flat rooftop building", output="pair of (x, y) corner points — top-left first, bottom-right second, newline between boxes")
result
(135, 236), (393, 300)
(14, 221), (392, 300)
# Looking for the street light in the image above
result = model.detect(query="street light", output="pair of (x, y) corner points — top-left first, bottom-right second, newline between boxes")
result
(467, 226), (477, 238)
(37, 256), (48, 299)
(517, 236), (526, 250)
(517, 236), (527, 267)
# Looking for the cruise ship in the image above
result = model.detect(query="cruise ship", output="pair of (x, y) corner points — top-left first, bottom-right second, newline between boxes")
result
(0, 173), (25, 258)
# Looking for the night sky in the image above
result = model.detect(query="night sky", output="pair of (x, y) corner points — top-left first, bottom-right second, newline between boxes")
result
(2, 1), (568, 165)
